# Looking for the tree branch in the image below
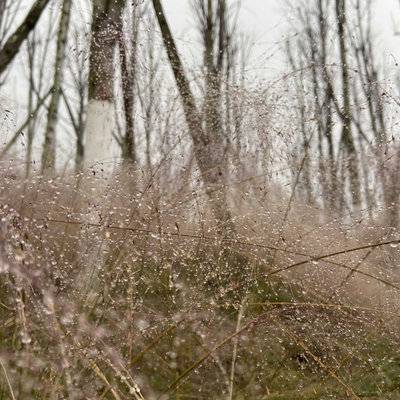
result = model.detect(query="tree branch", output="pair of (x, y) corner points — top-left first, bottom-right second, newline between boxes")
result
(0, 0), (51, 75)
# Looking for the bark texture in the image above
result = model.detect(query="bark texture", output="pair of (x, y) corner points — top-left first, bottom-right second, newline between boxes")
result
(84, 0), (125, 170)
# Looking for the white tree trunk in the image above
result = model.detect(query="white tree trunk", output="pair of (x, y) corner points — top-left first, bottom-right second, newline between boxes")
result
(84, 99), (116, 174)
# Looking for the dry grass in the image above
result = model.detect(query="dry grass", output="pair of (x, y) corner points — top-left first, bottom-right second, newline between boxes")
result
(0, 165), (400, 399)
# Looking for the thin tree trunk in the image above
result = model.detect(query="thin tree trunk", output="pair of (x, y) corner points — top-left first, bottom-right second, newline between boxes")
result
(41, 0), (72, 174)
(152, 0), (234, 234)
(318, 0), (338, 211)
(118, 3), (139, 163)
(144, 25), (156, 171)
(335, 0), (361, 210)
(26, 38), (35, 178)
(0, 1), (7, 42)
(203, 0), (224, 161)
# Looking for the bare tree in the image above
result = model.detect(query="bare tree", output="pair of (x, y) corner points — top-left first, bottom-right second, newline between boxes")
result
(285, 0), (386, 216)
(41, 0), (72, 174)
(152, 0), (234, 234)
(286, 38), (313, 205)
(193, 0), (228, 146)
(0, 1), (7, 43)
(25, 36), (36, 177)
(136, 13), (162, 171)
(63, 30), (88, 173)
(84, 0), (125, 170)
(118, 1), (140, 163)
(0, 0), (51, 76)
(335, 0), (362, 210)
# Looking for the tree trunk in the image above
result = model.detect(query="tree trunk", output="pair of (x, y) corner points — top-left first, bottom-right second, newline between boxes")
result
(0, 1), (6, 42)
(75, 0), (126, 301)
(41, 0), (72, 175)
(26, 38), (36, 178)
(84, 0), (125, 171)
(152, 0), (234, 235)
(335, 0), (361, 210)
(118, 3), (139, 163)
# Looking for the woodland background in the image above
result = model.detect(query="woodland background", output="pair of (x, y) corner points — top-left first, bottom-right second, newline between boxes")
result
(1, 0), (400, 399)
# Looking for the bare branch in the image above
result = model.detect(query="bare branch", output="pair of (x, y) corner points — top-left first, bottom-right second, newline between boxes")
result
(0, 0), (51, 76)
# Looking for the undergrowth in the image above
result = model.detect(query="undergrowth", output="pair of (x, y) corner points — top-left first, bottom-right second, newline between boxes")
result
(0, 168), (400, 399)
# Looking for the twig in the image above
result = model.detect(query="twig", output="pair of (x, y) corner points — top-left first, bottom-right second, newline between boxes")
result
(0, 87), (52, 159)
(160, 316), (258, 397)
(36, 215), (400, 291)
(0, 357), (16, 400)
(268, 239), (400, 278)
(227, 297), (246, 400)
